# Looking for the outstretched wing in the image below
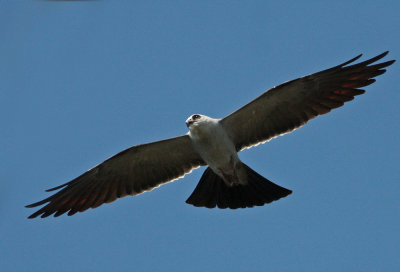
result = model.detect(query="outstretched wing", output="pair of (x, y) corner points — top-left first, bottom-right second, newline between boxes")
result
(221, 52), (395, 151)
(26, 135), (205, 218)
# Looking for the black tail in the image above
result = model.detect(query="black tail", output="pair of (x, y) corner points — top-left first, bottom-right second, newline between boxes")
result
(185, 164), (292, 209)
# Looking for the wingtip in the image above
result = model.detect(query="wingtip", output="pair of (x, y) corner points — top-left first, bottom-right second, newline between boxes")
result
(25, 201), (42, 208)
(373, 51), (390, 61)
(341, 51), (393, 68)
(340, 54), (363, 67)
(381, 50), (389, 57)
(27, 211), (40, 219)
(45, 184), (66, 192)
(25, 199), (48, 208)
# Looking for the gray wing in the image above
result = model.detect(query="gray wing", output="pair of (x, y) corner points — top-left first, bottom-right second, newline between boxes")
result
(221, 52), (395, 151)
(26, 135), (205, 218)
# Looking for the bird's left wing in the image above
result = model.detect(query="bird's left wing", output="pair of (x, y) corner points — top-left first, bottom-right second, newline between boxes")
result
(26, 135), (205, 218)
(221, 52), (395, 151)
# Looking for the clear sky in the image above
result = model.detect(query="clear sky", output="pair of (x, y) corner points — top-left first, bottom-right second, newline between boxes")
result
(1, 1), (399, 271)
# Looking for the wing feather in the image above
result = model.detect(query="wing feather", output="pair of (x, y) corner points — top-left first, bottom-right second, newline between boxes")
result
(221, 52), (395, 151)
(26, 135), (205, 218)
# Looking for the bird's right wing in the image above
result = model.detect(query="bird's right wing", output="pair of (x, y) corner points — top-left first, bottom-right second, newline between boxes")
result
(26, 135), (205, 218)
(221, 52), (395, 151)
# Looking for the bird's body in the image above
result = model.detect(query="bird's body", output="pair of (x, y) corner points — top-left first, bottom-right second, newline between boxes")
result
(186, 115), (246, 186)
(26, 52), (395, 218)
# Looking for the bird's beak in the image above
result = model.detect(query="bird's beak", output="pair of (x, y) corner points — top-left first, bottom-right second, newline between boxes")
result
(186, 120), (193, 128)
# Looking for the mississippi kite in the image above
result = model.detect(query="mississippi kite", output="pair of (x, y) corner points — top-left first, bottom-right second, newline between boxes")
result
(26, 52), (395, 218)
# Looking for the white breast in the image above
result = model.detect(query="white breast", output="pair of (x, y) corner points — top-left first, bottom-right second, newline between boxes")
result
(188, 116), (239, 170)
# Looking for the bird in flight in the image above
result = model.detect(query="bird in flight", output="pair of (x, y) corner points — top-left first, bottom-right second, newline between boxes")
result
(26, 52), (395, 218)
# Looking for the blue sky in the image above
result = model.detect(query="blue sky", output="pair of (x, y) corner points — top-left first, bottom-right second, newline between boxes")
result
(1, 1), (399, 271)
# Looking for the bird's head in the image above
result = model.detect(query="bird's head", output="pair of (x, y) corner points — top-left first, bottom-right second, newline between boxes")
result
(186, 114), (205, 128)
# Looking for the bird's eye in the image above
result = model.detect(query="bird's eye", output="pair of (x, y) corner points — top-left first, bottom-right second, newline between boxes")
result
(192, 114), (201, 120)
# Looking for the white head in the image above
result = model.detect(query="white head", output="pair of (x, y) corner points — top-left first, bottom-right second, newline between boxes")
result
(186, 114), (218, 131)
(186, 114), (204, 128)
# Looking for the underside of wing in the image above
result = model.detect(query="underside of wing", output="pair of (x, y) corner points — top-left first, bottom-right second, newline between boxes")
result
(26, 135), (205, 218)
(221, 52), (395, 151)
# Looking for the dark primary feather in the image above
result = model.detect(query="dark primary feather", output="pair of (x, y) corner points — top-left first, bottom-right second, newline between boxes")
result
(221, 51), (395, 151)
(26, 135), (205, 218)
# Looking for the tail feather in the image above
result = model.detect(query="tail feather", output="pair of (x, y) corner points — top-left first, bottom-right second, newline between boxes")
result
(190, 167), (217, 208)
(206, 173), (221, 208)
(186, 164), (292, 209)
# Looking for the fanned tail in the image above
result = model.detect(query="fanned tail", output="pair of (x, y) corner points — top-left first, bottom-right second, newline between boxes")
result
(186, 164), (291, 209)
